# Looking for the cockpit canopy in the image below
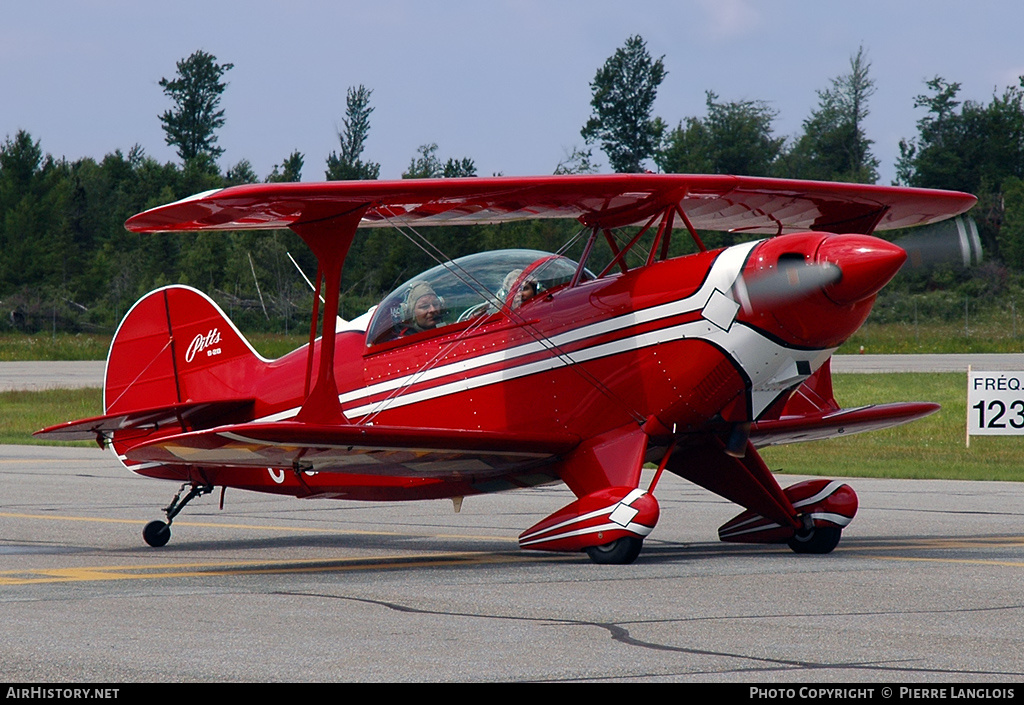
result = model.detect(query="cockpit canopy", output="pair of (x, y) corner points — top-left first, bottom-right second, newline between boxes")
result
(366, 249), (584, 346)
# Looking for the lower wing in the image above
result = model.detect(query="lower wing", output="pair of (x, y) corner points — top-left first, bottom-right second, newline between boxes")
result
(119, 421), (580, 479)
(750, 402), (939, 447)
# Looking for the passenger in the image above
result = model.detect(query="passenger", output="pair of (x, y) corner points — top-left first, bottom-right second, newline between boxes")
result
(498, 269), (522, 304)
(520, 277), (539, 303)
(499, 269), (541, 309)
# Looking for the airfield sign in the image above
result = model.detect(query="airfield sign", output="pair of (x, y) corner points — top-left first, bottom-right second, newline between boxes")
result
(967, 369), (1024, 442)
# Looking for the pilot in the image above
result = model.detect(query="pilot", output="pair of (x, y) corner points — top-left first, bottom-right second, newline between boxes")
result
(396, 281), (443, 336)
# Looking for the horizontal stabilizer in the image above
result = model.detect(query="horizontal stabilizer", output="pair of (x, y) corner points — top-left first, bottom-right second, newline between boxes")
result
(122, 421), (580, 478)
(34, 399), (255, 443)
(750, 402), (940, 447)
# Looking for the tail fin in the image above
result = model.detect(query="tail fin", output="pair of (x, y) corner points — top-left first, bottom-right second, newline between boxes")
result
(104, 285), (267, 415)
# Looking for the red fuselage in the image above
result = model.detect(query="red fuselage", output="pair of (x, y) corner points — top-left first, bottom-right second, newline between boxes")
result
(128, 231), (898, 485)
(264, 232), (898, 433)
(110, 231), (903, 501)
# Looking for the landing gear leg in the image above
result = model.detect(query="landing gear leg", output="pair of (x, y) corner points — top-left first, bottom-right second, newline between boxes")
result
(142, 483), (213, 547)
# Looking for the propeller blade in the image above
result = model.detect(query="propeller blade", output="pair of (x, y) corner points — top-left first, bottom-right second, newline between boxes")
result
(734, 261), (841, 314)
(894, 215), (982, 274)
(736, 234), (908, 313)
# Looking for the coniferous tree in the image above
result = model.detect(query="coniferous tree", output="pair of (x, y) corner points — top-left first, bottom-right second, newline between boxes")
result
(158, 51), (234, 166)
(581, 35), (666, 173)
(783, 47), (879, 183)
(267, 151), (304, 182)
(325, 85), (380, 180)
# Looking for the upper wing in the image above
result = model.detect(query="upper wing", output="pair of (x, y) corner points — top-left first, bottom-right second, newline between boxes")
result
(125, 174), (976, 236)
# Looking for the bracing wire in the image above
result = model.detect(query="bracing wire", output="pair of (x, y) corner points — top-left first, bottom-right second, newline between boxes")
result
(357, 210), (648, 427)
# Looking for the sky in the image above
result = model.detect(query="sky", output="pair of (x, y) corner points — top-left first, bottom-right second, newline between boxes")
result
(4, 0), (1024, 186)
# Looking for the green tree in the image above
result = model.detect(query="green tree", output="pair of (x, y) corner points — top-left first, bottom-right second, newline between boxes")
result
(403, 143), (443, 178)
(896, 76), (1024, 260)
(782, 46), (879, 183)
(553, 146), (598, 175)
(267, 150), (304, 182)
(703, 93), (782, 175)
(0, 130), (45, 202)
(999, 176), (1024, 270)
(581, 35), (666, 173)
(225, 159), (258, 186)
(325, 85), (380, 180)
(442, 157), (477, 178)
(158, 50), (234, 165)
(655, 118), (712, 174)
(401, 144), (476, 179)
(657, 92), (782, 176)
(895, 77), (969, 190)
(0, 131), (63, 291)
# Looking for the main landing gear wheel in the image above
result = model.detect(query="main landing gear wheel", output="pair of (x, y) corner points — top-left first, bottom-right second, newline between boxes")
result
(143, 520), (171, 548)
(585, 536), (643, 565)
(787, 525), (842, 554)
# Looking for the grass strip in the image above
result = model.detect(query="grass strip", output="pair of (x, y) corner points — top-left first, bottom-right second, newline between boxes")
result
(8, 373), (1021, 481)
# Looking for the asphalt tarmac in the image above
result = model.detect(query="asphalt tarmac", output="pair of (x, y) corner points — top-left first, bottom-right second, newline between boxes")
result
(2, 357), (1023, 683)
(2, 444), (1023, 683)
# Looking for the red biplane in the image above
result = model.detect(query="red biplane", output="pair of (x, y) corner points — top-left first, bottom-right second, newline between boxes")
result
(37, 174), (975, 564)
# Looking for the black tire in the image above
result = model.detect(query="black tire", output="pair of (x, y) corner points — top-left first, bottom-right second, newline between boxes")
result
(143, 520), (171, 548)
(787, 525), (841, 554)
(585, 536), (643, 565)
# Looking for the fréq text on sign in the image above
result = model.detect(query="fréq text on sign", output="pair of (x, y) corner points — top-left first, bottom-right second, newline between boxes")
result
(967, 371), (1024, 437)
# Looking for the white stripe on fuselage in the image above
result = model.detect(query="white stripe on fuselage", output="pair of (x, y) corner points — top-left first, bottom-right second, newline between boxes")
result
(259, 241), (833, 423)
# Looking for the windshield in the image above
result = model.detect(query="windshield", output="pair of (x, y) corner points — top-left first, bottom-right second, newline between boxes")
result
(366, 249), (582, 346)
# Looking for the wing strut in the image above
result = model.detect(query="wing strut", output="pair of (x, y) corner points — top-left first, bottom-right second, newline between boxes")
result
(304, 263), (323, 398)
(675, 204), (706, 252)
(570, 225), (599, 288)
(597, 213), (660, 278)
(290, 205), (369, 424)
(648, 207), (676, 265)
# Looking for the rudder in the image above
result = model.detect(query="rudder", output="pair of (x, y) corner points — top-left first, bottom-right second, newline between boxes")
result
(104, 285), (267, 415)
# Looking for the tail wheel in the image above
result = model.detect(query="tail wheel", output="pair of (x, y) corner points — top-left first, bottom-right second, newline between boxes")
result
(585, 536), (643, 565)
(787, 525), (842, 554)
(143, 520), (171, 548)
(140, 483), (212, 548)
